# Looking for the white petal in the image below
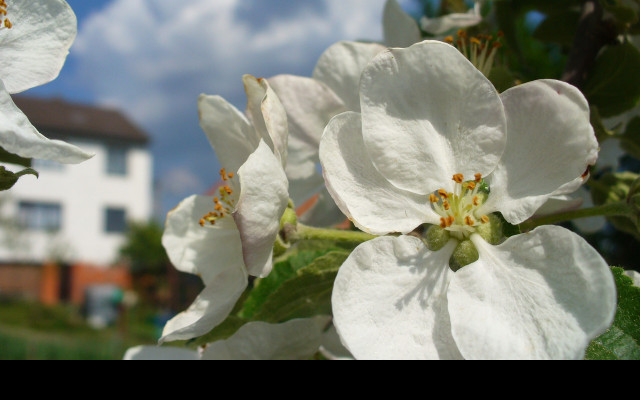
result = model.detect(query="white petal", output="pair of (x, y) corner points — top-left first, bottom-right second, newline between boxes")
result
(534, 195), (583, 217)
(332, 236), (463, 360)
(201, 319), (324, 360)
(233, 140), (289, 278)
(123, 346), (199, 361)
(479, 80), (598, 224)
(320, 112), (439, 235)
(268, 74), (346, 181)
(243, 75), (288, 166)
(625, 270), (640, 287)
(0, 83), (92, 163)
(162, 195), (244, 284)
(383, 0), (422, 48)
(0, 0), (76, 93)
(319, 324), (354, 361)
(419, 5), (482, 35)
(313, 41), (386, 112)
(160, 264), (248, 344)
(360, 41), (506, 195)
(448, 226), (617, 360)
(198, 94), (260, 174)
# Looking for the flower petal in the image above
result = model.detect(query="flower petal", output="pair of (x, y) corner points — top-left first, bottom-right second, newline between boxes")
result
(320, 112), (439, 235)
(233, 140), (289, 278)
(123, 346), (199, 361)
(0, 0), (76, 93)
(198, 94), (260, 174)
(479, 80), (598, 224)
(383, 0), (422, 48)
(162, 195), (244, 284)
(201, 319), (324, 360)
(360, 41), (506, 195)
(419, 3), (482, 35)
(0, 82), (93, 163)
(160, 264), (248, 344)
(448, 226), (617, 360)
(243, 75), (288, 166)
(268, 74), (346, 181)
(313, 41), (386, 113)
(332, 236), (463, 360)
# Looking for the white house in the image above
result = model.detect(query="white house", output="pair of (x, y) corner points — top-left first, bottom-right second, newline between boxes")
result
(0, 97), (153, 268)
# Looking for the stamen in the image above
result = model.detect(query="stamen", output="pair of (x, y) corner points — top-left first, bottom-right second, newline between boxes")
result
(465, 216), (475, 226)
(0, 0), (11, 30)
(481, 216), (490, 224)
(443, 201), (450, 211)
(473, 196), (480, 206)
(474, 173), (482, 183)
(466, 181), (476, 191)
(429, 194), (439, 203)
(440, 218), (447, 229)
(453, 174), (464, 184)
(447, 216), (455, 227)
(201, 168), (238, 227)
(438, 189), (449, 199)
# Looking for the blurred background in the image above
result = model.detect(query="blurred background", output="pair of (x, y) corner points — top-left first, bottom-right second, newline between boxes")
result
(0, 0), (637, 359)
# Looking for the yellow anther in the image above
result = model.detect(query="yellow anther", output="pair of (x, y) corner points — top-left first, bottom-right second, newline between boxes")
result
(440, 218), (447, 229)
(473, 196), (480, 206)
(214, 204), (223, 211)
(429, 194), (439, 203)
(228, 172), (234, 179)
(453, 174), (464, 184)
(466, 181), (476, 191)
(444, 36), (454, 44)
(465, 216), (475, 226)
(199, 219), (206, 227)
(474, 173), (482, 183)
(447, 216), (455, 227)
(470, 37), (482, 46)
(213, 197), (219, 203)
(457, 29), (467, 39)
(443, 201), (450, 211)
(438, 189), (449, 199)
(481, 216), (490, 224)
(224, 186), (233, 195)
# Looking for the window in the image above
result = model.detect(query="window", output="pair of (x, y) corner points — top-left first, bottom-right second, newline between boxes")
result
(105, 208), (127, 233)
(18, 202), (62, 231)
(106, 146), (128, 176)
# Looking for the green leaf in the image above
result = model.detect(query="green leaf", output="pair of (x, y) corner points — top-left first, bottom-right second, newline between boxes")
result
(620, 116), (640, 160)
(591, 107), (616, 144)
(0, 166), (38, 191)
(584, 42), (640, 118)
(239, 246), (346, 320)
(0, 147), (31, 168)
(599, 0), (639, 26)
(585, 267), (640, 360)
(533, 10), (581, 46)
(251, 251), (349, 323)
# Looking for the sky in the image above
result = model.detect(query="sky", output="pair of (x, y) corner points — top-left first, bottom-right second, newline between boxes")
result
(24, 0), (419, 219)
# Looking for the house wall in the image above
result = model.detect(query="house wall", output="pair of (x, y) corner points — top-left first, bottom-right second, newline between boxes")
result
(0, 137), (153, 267)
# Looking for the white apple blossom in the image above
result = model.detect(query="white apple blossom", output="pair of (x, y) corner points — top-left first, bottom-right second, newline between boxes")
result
(420, 0), (484, 35)
(383, 0), (422, 48)
(160, 75), (289, 343)
(0, 0), (92, 164)
(125, 319), (325, 361)
(320, 40), (617, 360)
(269, 41), (385, 226)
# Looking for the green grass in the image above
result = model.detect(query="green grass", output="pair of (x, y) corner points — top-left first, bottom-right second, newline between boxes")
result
(0, 300), (159, 360)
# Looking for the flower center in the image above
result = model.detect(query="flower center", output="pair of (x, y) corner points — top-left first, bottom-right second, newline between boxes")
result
(200, 168), (239, 227)
(444, 30), (503, 77)
(430, 173), (490, 240)
(0, 1), (12, 29)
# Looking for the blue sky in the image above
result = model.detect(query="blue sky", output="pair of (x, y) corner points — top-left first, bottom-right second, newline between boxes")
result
(25, 0), (414, 218)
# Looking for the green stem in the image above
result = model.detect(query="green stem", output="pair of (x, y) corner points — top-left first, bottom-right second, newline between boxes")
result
(286, 223), (377, 244)
(519, 201), (633, 231)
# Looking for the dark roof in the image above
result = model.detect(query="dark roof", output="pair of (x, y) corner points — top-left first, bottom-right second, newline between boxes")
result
(13, 96), (150, 144)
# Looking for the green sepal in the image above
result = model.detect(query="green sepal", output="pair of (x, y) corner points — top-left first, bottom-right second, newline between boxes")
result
(450, 240), (479, 272)
(0, 166), (38, 191)
(584, 41), (640, 118)
(585, 267), (640, 360)
(590, 172), (640, 239)
(0, 147), (31, 168)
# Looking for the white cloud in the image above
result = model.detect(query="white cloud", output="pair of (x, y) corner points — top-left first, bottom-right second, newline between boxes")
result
(70, 0), (389, 214)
